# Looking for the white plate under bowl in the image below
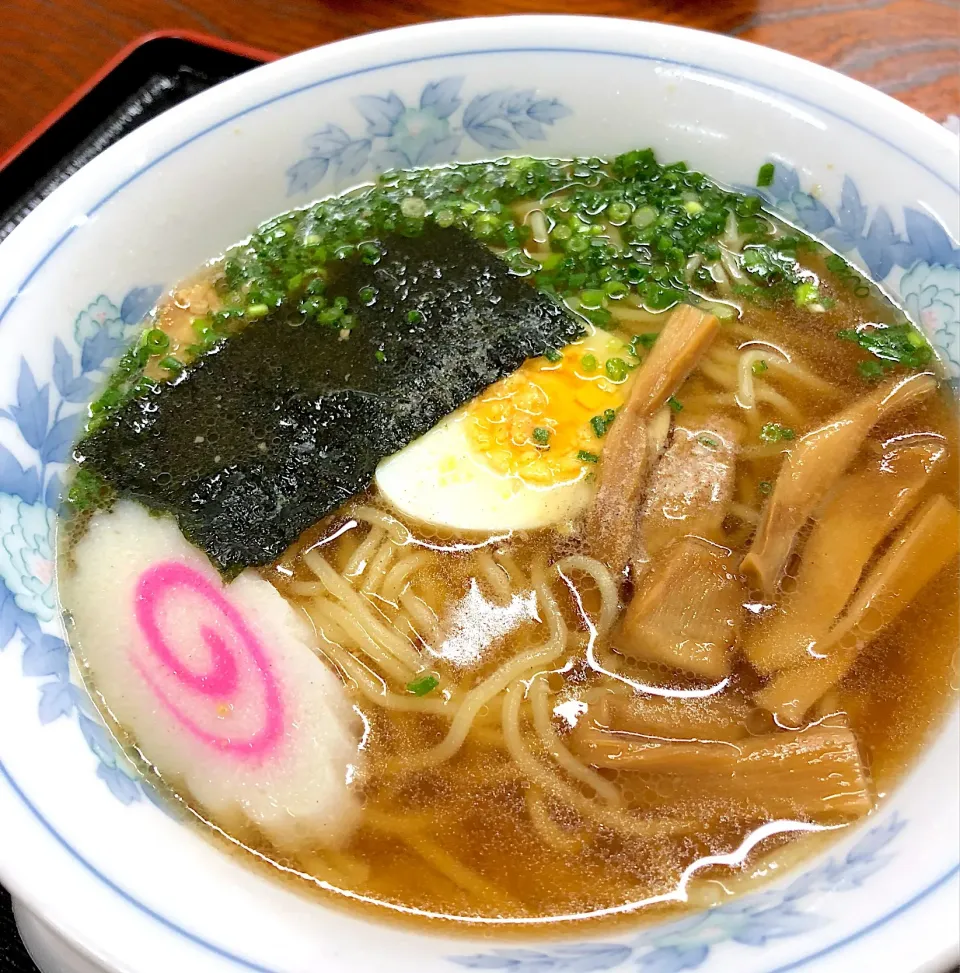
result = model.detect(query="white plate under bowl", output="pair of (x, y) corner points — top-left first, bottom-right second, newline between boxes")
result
(0, 15), (957, 973)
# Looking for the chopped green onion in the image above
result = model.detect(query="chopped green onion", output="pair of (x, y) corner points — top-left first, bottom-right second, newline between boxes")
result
(66, 468), (114, 513)
(590, 409), (617, 438)
(584, 307), (613, 329)
(577, 450), (599, 463)
(375, 350), (386, 363)
(406, 309), (423, 325)
(213, 308), (241, 327)
(606, 201), (633, 224)
(667, 395), (683, 413)
(472, 212), (500, 237)
(858, 359), (888, 380)
(152, 148), (850, 411)
(244, 303), (270, 319)
(304, 274), (326, 296)
(838, 324), (932, 372)
(299, 296), (326, 318)
(605, 357), (629, 382)
(159, 355), (183, 374)
(742, 245), (802, 284)
(751, 359), (768, 375)
(532, 427), (551, 446)
(631, 205), (658, 228)
(318, 306), (344, 325)
(223, 258), (246, 291)
(537, 252), (564, 271)
(579, 289), (606, 310)
(698, 434), (719, 448)
(643, 283), (684, 311)
(400, 196), (427, 219)
(760, 422), (796, 443)
(142, 328), (169, 354)
(794, 281), (822, 308)
(358, 242), (382, 265)
(630, 333), (659, 358)
(758, 480), (773, 496)
(95, 387), (123, 411)
(543, 347), (563, 363)
(603, 280), (628, 300)
(406, 674), (439, 696)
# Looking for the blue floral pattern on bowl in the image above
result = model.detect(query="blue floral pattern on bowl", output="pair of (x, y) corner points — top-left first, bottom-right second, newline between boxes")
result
(285, 78), (572, 194)
(752, 165), (960, 278)
(450, 816), (906, 971)
(900, 261), (960, 372)
(745, 164), (960, 377)
(0, 495), (56, 623)
(0, 284), (163, 804)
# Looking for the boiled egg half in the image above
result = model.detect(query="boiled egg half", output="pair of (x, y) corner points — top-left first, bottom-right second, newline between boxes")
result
(375, 327), (635, 531)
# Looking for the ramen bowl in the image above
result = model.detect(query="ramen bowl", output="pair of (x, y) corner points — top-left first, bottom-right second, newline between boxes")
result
(0, 15), (957, 973)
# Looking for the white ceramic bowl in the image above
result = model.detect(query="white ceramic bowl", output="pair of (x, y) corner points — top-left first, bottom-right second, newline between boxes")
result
(0, 16), (957, 973)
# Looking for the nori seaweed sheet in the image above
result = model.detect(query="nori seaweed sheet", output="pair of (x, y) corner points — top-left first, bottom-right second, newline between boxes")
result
(76, 225), (581, 569)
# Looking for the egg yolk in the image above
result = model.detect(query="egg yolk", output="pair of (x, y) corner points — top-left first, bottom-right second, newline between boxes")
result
(464, 330), (633, 486)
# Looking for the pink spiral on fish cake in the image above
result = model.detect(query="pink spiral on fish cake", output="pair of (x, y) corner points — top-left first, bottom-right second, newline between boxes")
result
(133, 561), (284, 760)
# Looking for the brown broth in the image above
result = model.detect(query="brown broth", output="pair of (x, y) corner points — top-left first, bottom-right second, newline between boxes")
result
(232, 282), (956, 931)
(65, 185), (960, 937)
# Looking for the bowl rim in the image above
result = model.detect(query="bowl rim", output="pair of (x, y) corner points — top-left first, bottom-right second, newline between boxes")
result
(1, 13), (957, 323)
(0, 14), (957, 973)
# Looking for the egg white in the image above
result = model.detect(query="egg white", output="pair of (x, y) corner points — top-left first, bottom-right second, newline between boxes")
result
(375, 409), (592, 532)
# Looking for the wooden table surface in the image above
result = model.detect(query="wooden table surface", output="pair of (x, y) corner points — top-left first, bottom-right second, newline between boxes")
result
(0, 0), (957, 971)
